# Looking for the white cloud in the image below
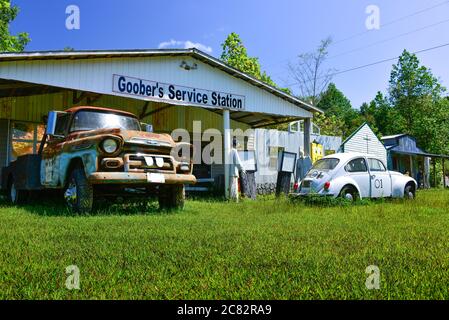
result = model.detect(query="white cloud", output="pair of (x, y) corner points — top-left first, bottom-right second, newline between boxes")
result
(158, 39), (213, 54)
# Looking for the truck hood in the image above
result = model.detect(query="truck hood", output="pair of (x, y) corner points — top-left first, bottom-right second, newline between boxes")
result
(67, 128), (176, 148)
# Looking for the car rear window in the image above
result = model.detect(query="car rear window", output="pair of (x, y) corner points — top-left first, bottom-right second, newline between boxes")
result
(311, 158), (340, 171)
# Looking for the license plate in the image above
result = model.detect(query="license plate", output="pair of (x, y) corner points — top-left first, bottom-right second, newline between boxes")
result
(146, 173), (165, 183)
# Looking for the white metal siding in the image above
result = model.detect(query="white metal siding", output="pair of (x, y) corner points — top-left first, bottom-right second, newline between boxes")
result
(342, 124), (387, 165)
(0, 56), (312, 118)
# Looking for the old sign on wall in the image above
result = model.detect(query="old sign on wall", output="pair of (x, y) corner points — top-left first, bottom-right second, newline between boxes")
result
(113, 74), (246, 111)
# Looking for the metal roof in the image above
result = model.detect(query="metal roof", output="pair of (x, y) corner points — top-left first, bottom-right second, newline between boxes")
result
(381, 134), (408, 140)
(0, 48), (323, 115)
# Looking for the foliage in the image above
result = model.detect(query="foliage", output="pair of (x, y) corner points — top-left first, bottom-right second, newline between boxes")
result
(316, 83), (363, 138)
(359, 50), (449, 154)
(220, 32), (291, 94)
(287, 37), (335, 105)
(0, 189), (448, 299)
(0, 0), (29, 52)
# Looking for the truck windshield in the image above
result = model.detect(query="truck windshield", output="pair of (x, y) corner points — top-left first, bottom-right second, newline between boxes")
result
(70, 111), (141, 132)
(311, 158), (340, 171)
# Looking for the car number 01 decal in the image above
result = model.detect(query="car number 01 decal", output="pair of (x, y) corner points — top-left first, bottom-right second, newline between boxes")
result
(374, 179), (383, 189)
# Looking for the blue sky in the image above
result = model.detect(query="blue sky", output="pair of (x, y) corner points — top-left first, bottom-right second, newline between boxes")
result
(9, 0), (449, 108)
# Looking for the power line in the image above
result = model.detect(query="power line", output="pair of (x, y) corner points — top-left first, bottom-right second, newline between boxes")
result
(283, 41), (449, 88)
(272, 16), (449, 80)
(265, 0), (449, 71)
(327, 17), (449, 61)
(333, 0), (449, 45)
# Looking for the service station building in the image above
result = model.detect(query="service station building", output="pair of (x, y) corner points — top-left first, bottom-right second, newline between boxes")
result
(0, 49), (320, 196)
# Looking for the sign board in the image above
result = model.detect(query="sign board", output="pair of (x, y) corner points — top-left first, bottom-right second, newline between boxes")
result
(113, 74), (245, 111)
(238, 150), (257, 172)
(280, 151), (297, 173)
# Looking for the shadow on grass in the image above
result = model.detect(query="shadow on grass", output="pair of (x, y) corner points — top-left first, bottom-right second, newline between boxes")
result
(289, 194), (411, 208)
(0, 193), (185, 217)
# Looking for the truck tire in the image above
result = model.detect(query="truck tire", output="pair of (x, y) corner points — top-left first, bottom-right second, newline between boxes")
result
(158, 184), (185, 210)
(64, 165), (93, 213)
(7, 177), (28, 205)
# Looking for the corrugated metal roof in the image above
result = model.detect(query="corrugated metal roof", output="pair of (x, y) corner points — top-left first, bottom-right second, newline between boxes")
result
(0, 48), (323, 114)
(380, 134), (407, 140)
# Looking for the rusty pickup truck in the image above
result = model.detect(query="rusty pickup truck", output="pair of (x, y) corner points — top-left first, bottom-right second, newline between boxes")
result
(1, 106), (196, 212)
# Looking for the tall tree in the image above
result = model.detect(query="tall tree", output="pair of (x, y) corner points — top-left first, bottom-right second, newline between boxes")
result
(287, 37), (335, 105)
(389, 50), (445, 128)
(0, 0), (29, 52)
(220, 32), (290, 94)
(316, 83), (362, 138)
(388, 50), (448, 153)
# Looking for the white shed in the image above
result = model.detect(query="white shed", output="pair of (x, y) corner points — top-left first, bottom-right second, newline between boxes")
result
(339, 122), (387, 166)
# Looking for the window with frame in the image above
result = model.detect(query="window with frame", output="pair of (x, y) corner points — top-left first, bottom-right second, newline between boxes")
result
(268, 146), (284, 170)
(368, 158), (386, 172)
(345, 158), (368, 173)
(10, 122), (45, 162)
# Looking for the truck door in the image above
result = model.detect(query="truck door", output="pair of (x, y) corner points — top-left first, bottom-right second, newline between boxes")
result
(40, 113), (69, 187)
(368, 158), (392, 198)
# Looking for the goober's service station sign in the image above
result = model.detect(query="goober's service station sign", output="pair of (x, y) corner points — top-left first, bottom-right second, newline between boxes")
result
(113, 74), (246, 111)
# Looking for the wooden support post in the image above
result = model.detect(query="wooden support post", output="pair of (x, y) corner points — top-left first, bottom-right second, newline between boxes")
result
(303, 118), (311, 157)
(223, 109), (231, 199)
(443, 158), (446, 188)
(433, 159), (437, 188)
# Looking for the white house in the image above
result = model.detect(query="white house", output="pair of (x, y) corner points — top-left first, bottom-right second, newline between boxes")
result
(339, 122), (387, 166)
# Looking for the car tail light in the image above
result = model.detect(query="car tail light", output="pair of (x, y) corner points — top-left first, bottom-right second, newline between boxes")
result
(293, 182), (299, 191)
(324, 181), (331, 190)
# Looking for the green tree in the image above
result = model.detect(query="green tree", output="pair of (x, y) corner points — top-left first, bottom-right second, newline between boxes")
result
(389, 50), (445, 128)
(220, 32), (290, 94)
(0, 0), (29, 52)
(388, 50), (448, 154)
(317, 83), (362, 138)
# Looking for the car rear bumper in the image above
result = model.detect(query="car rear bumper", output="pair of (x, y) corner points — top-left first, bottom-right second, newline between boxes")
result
(88, 172), (196, 185)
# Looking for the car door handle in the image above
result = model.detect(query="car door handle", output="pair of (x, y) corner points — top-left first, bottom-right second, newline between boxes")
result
(371, 175), (376, 179)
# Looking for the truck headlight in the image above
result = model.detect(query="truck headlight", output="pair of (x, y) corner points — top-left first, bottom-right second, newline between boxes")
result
(102, 138), (119, 154)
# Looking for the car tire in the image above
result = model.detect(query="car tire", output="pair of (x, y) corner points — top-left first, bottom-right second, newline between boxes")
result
(339, 185), (359, 202)
(7, 177), (28, 205)
(404, 184), (415, 200)
(64, 165), (94, 213)
(158, 184), (185, 210)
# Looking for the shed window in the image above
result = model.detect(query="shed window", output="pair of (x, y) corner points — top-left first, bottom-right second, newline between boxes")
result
(10, 122), (45, 162)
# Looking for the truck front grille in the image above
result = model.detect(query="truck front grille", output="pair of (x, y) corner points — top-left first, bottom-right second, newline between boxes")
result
(124, 154), (175, 173)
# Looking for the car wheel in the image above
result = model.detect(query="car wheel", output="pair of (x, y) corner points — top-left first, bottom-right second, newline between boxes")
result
(158, 184), (185, 210)
(64, 165), (94, 213)
(339, 185), (359, 202)
(404, 184), (415, 200)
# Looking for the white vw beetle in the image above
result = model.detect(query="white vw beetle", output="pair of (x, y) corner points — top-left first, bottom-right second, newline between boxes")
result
(292, 153), (417, 201)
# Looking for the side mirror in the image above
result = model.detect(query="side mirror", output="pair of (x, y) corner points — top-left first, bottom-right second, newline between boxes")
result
(141, 123), (153, 133)
(46, 111), (58, 136)
(46, 111), (67, 137)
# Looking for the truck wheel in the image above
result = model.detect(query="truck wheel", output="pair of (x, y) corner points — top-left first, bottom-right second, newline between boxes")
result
(158, 184), (185, 210)
(339, 185), (359, 202)
(7, 177), (28, 205)
(64, 166), (93, 213)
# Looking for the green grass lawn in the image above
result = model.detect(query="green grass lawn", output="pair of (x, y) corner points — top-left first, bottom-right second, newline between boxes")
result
(0, 189), (448, 300)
